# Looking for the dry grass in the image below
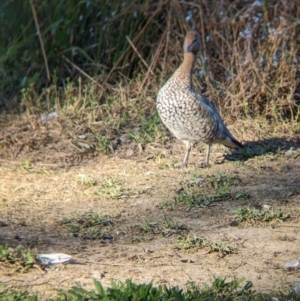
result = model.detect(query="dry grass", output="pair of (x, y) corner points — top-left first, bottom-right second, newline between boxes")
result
(1, 0), (300, 120)
(1, 1), (299, 165)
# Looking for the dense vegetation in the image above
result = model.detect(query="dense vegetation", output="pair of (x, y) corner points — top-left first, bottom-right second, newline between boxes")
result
(1, 0), (299, 122)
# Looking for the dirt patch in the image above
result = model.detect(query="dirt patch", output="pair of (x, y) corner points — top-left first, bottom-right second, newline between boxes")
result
(0, 125), (300, 299)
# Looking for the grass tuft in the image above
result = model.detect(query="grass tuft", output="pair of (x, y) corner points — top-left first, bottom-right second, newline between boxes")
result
(235, 206), (290, 224)
(177, 235), (235, 256)
(0, 244), (40, 273)
(58, 211), (114, 240)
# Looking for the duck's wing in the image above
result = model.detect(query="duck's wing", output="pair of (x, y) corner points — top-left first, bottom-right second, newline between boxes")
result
(197, 94), (243, 149)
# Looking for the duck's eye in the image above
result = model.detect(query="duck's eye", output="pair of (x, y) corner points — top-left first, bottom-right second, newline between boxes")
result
(192, 38), (198, 44)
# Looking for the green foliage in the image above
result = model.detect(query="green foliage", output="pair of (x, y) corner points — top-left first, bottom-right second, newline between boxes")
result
(0, 244), (39, 273)
(131, 218), (188, 242)
(2, 278), (300, 300)
(177, 235), (235, 255)
(58, 211), (114, 240)
(56, 278), (250, 301)
(1, 0), (300, 124)
(0, 286), (38, 301)
(169, 174), (250, 211)
(235, 206), (290, 223)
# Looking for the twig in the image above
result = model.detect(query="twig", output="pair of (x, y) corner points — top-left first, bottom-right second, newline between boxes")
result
(62, 55), (105, 91)
(138, 30), (166, 93)
(103, 7), (162, 84)
(126, 36), (154, 75)
(30, 0), (51, 82)
(0, 125), (30, 141)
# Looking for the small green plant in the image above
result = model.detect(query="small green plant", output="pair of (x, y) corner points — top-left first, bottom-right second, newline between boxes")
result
(128, 114), (166, 145)
(176, 236), (235, 255)
(132, 218), (188, 242)
(170, 190), (210, 209)
(58, 211), (114, 240)
(0, 245), (40, 273)
(1, 277), (299, 300)
(210, 276), (248, 293)
(102, 176), (121, 188)
(133, 221), (158, 234)
(14, 160), (50, 174)
(235, 206), (290, 224)
(163, 217), (187, 230)
(77, 175), (97, 187)
(171, 188), (250, 211)
(177, 236), (208, 251)
(94, 176), (132, 199)
(210, 174), (242, 189)
(0, 286), (38, 300)
(209, 243), (235, 255)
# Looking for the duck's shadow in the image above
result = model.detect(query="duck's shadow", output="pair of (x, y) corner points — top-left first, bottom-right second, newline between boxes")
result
(224, 138), (299, 162)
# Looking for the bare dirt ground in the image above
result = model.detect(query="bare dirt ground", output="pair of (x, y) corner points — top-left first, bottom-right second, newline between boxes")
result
(0, 117), (300, 300)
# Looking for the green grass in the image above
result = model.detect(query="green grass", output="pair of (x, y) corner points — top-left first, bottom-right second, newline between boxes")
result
(235, 206), (290, 224)
(0, 244), (40, 273)
(164, 174), (250, 211)
(177, 235), (235, 256)
(209, 174), (242, 189)
(13, 160), (50, 174)
(58, 211), (114, 240)
(2, 278), (300, 300)
(132, 218), (188, 242)
(77, 175), (97, 187)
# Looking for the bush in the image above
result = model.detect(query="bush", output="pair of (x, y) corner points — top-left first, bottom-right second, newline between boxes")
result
(0, 0), (299, 121)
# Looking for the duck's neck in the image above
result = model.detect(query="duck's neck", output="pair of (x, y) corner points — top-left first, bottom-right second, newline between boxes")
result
(175, 52), (196, 88)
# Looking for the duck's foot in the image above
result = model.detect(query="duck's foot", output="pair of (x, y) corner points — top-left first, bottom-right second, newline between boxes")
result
(174, 162), (188, 169)
(198, 161), (210, 168)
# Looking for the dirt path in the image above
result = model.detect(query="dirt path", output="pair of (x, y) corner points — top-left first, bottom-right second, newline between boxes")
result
(0, 140), (300, 299)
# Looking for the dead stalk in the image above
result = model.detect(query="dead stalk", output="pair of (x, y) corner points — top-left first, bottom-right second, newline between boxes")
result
(30, 0), (51, 82)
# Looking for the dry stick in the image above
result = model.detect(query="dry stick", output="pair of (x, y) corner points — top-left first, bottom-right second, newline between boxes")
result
(103, 6), (163, 84)
(62, 55), (105, 92)
(138, 31), (166, 94)
(30, 0), (51, 82)
(0, 125), (30, 141)
(126, 36), (154, 75)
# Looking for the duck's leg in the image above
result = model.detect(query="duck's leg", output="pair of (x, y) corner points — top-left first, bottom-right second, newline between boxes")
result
(199, 144), (211, 168)
(175, 140), (191, 168)
(182, 140), (191, 167)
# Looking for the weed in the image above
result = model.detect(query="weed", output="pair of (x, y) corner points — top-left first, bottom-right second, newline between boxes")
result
(163, 217), (187, 231)
(210, 174), (242, 189)
(177, 236), (235, 256)
(235, 206), (290, 224)
(103, 176), (121, 188)
(177, 236), (208, 251)
(210, 276), (247, 293)
(167, 174), (249, 210)
(131, 236), (142, 243)
(94, 176), (132, 199)
(0, 245), (40, 273)
(95, 187), (130, 200)
(209, 243), (235, 255)
(173, 191), (205, 209)
(132, 218), (188, 242)
(128, 114), (166, 145)
(58, 212), (114, 240)
(1, 277), (300, 300)
(134, 221), (158, 234)
(171, 187), (249, 211)
(14, 160), (50, 174)
(0, 286), (38, 300)
(77, 175), (97, 187)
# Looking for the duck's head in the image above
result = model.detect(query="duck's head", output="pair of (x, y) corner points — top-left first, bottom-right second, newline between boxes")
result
(183, 30), (201, 55)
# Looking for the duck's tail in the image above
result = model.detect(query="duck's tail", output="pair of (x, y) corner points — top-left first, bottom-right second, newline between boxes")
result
(221, 135), (243, 149)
